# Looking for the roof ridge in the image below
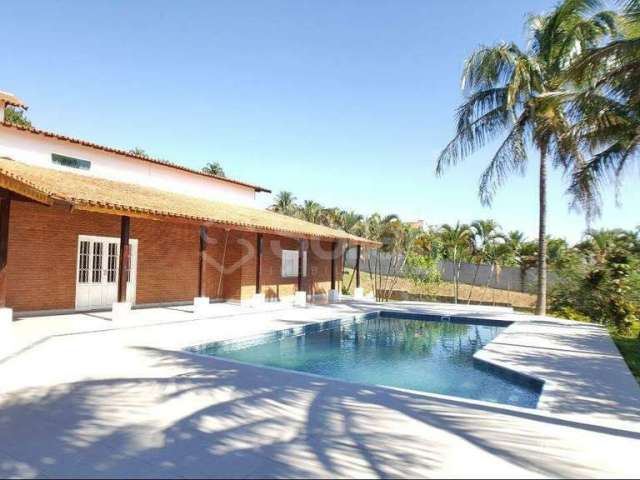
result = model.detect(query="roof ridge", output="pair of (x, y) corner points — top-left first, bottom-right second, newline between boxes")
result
(0, 121), (271, 193)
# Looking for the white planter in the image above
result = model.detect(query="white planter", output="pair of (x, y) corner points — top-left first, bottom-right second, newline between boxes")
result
(193, 297), (210, 316)
(294, 291), (307, 307)
(354, 287), (365, 299)
(0, 308), (13, 334)
(328, 289), (341, 303)
(251, 293), (265, 307)
(112, 302), (131, 323)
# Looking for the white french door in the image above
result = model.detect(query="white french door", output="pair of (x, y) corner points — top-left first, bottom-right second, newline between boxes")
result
(75, 235), (138, 310)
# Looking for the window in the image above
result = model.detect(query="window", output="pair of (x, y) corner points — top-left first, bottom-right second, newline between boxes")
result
(78, 241), (90, 284)
(107, 243), (118, 283)
(52, 153), (91, 170)
(281, 250), (307, 278)
(91, 242), (103, 283)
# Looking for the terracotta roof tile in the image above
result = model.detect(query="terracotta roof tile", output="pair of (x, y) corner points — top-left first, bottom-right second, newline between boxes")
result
(0, 158), (380, 247)
(0, 91), (27, 110)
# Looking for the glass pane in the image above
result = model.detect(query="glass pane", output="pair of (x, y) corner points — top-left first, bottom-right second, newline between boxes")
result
(78, 241), (90, 284)
(92, 242), (103, 283)
(107, 243), (118, 283)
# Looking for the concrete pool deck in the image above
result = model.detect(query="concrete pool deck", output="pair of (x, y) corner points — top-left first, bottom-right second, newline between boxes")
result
(0, 300), (639, 478)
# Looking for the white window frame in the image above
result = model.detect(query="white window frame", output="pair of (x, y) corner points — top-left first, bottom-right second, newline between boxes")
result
(281, 249), (308, 278)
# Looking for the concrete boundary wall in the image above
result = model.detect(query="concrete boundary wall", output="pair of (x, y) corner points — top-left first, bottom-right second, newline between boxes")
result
(345, 249), (556, 293)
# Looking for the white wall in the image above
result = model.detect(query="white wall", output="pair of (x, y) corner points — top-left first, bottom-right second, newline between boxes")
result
(0, 127), (258, 206)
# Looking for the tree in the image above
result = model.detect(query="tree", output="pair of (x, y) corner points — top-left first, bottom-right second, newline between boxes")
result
(568, 0), (640, 205)
(438, 222), (472, 303)
(467, 219), (503, 303)
(436, 0), (617, 315)
(405, 253), (441, 297)
(4, 106), (31, 127)
(270, 191), (298, 216)
(299, 200), (323, 223)
(202, 161), (226, 177)
(128, 147), (149, 158)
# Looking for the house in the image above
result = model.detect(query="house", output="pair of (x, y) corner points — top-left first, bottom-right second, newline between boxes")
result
(0, 91), (376, 323)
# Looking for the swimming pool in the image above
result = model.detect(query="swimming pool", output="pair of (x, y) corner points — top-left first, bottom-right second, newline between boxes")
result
(187, 312), (541, 408)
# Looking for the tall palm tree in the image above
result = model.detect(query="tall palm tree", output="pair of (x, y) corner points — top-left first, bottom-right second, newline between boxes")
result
(270, 191), (298, 216)
(568, 0), (639, 205)
(436, 0), (617, 315)
(439, 222), (472, 303)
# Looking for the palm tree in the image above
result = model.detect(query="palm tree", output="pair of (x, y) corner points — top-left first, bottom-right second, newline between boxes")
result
(568, 0), (639, 206)
(202, 161), (226, 177)
(439, 222), (472, 303)
(361, 213), (401, 298)
(129, 147), (149, 158)
(270, 191), (298, 216)
(299, 200), (323, 223)
(467, 219), (503, 303)
(576, 228), (628, 264)
(505, 232), (539, 293)
(436, 0), (617, 315)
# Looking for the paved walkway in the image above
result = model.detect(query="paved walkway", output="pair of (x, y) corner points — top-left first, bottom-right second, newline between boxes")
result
(0, 300), (639, 478)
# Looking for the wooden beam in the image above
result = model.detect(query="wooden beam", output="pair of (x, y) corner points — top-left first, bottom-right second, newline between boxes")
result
(356, 245), (361, 288)
(297, 239), (304, 292)
(0, 196), (10, 308)
(256, 233), (263, 294)
(331, 241), (337, 291)
(198, 226), (208, 297)
(0, 175), (52, 206)
(117, 216), (131, 303)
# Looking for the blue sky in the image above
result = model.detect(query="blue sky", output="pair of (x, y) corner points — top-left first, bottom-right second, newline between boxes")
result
(4, 0), (638, 243)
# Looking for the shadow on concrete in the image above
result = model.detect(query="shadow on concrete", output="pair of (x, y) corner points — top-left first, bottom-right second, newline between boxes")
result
(1, 345), (638, 478)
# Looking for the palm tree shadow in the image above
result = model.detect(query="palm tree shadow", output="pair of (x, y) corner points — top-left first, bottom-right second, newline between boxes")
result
(0, 346), (637, 478)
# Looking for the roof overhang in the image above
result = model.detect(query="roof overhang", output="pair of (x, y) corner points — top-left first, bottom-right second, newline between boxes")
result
(0, 158), (381, 248)
(0, 91), (28, 110)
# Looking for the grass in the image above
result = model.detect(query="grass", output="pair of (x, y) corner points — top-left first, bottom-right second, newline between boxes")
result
(610, 322), (640, 385)
(342, 268), (536, 309)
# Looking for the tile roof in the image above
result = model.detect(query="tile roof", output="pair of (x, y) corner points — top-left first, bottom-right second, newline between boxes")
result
(0, 91), (27, 110)
(0, 122), (271, 193)
(0, 158), (380, 247)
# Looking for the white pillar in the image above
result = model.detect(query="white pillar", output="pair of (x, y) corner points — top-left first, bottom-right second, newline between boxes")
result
(193, 297), (210, 316)
(0, 101), (6, 123)
(294, 291), (307, 307)
(112, 302), (131, 323)
(328, 289), (340, 303)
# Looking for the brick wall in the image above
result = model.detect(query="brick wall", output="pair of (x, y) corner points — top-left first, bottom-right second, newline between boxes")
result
(6, 201), (342, 311)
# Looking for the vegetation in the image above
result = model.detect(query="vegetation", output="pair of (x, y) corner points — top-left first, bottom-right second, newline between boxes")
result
(202, 161), (226, 177)
(436, 0), (618, 315)
(128, 147), (150, 158)
(4, 106), (31, 127)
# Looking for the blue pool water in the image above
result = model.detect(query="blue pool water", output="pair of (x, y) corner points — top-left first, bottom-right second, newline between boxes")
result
(189, 314), (541, 408)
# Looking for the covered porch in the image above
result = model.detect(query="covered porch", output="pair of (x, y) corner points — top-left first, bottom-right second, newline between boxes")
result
(0, 158), (378, 324)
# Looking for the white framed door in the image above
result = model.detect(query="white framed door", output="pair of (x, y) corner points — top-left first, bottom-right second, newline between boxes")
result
(75, 235), (138, 310)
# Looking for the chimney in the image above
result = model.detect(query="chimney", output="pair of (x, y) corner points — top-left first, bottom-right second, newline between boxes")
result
(0, 91), (28, 123)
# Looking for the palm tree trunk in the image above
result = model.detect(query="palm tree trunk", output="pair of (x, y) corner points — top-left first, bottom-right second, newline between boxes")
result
(467, 261), (481, 304)
(536, 150), (548, 316)
(452, 251), (458, 304)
